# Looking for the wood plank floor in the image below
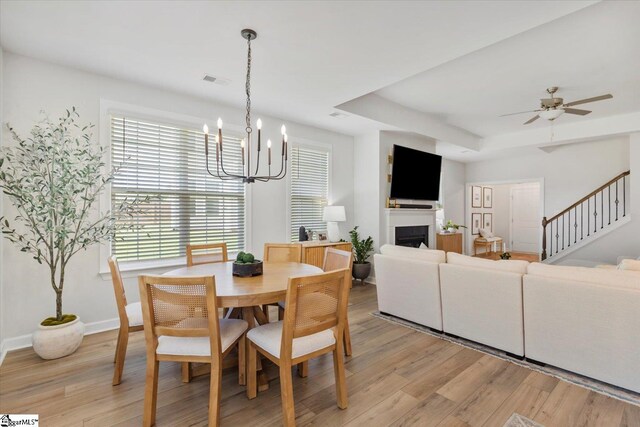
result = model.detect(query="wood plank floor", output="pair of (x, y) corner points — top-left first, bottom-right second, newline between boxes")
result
(1, 284), (638, 426)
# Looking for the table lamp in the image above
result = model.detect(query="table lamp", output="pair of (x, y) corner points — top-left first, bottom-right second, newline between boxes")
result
(322, 206), (346, 243)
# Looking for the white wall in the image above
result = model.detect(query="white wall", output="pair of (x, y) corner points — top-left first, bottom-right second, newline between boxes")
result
(1, 52), (355, 344)
(465, 137), (633, 261)
(353, 132), (381, 250)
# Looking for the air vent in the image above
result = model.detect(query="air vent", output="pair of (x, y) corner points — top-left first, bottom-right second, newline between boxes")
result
(203, 74), (230, 85)
(329, 112), (349, 118)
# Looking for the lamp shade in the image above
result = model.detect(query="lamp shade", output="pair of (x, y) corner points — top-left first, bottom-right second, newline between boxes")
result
(323, 206), (346, 222)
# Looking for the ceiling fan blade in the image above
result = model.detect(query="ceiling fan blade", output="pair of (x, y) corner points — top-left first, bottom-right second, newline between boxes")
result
(563, 107), (591, 116)
(499, 110), (539, 117)
(524, 115), (539, 125)
(564, 94), (612, 107)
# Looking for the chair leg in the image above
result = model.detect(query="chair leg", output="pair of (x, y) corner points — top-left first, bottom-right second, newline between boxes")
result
(113, 328), (121, 363)
(297, 361), (308, 378)
(112, 327), (129, 386)
(278, 306), (285, 321)
(279, 362), (296, 427)
(247, 341), (258, 399)
(143, 359), (160, 427)
(181, 362), (192, 383)
(238, 335), (246, 386)
(209, 361), (222, 427)
(333, 342), (348, 409)
(262, 305), (270, 322)
(343, 317), (353, 357)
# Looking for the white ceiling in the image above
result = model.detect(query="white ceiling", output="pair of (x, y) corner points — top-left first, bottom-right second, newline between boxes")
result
(375, 1), (640, 137)
(0, 0), (597, 137)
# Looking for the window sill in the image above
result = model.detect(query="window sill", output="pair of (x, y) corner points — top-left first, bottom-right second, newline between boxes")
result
(99, 257), (188, 281)
(99, 252), (242, 281)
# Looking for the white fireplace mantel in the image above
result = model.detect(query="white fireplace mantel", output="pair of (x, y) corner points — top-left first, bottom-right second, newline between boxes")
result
(384, 208), (437, 248)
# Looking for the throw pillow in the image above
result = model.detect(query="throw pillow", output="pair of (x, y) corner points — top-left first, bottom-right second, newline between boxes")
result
(617, 258), (640, 272)
(419, 242), (428, 250)
(479, 228), (494, 238)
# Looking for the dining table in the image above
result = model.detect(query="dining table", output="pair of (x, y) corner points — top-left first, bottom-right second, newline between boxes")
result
(163, 260), (323, 390)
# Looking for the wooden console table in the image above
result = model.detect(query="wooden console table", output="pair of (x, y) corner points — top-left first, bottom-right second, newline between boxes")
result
(436, 232), (463, 254)
(301, 241), (352, 268)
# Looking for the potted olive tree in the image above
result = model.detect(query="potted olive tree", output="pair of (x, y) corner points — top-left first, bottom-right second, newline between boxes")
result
(349, 226), (374, 284)
(0, 108), (146, 359)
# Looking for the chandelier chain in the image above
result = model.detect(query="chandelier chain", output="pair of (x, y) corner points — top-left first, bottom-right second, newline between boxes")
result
(245, 36), (252, 134)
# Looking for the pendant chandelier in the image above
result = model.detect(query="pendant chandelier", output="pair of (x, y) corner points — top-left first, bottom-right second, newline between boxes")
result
(203, 29), (288, 184)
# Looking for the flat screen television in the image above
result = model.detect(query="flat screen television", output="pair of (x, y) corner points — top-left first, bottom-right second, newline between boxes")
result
(390, 145), (442, 201)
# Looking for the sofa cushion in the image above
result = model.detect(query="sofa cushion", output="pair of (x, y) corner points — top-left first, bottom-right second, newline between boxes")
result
(527, 262), (640, 290)
(379, 244), (446, 264)
(446, 252), (529, 274)
(617, 259), (640, 272)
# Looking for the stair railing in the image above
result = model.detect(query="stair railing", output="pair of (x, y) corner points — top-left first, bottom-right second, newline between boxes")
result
(541, 170), (630, 261)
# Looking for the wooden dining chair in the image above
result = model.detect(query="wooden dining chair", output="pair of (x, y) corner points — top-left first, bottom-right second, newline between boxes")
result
(263, 243), (302, 263)
(186, 242), (228, 267)
(246, 268), (351, 426)
(263, 243), (303, 319)
(108, 256), (144, 386)
(278, 247), (354, 357)
(138, 275), (248, 427)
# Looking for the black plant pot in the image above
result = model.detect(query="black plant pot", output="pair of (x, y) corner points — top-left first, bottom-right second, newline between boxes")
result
(352, 262), (371, 283)
(232, 261), (264, 277)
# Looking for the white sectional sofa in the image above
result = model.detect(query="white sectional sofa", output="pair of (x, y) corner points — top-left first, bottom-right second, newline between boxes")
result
(440, 253), (529, 356)
(374, 244), (640, 393)
(374, 244), (446, 330)
(524, 263), (640, 393)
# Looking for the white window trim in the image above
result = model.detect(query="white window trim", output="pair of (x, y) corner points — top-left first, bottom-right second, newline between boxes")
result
(98, 99), (252, 277)
(286, 138), (333, 242)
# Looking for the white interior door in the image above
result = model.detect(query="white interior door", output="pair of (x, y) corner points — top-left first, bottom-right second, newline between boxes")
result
(510, 183), (540, 253)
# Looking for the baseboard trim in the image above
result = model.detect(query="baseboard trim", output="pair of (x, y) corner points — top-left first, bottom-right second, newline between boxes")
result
(0, 317), (120, 366)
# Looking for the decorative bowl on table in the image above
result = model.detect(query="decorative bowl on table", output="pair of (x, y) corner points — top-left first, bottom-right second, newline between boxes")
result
(232, 252), (263, 277)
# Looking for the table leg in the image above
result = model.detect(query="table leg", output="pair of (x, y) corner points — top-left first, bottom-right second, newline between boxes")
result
(242, 307), (270, 392)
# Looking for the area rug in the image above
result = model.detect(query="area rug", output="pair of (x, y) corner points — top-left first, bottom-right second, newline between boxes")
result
(372, 311), (640, 406)
(503, 413), (544, 427)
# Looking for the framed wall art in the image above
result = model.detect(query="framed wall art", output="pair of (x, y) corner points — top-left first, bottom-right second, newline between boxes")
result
(483, 187), (493, 208)
(471, 213), (482, 235)
(483, 213), (493, 232)
(472, 186), (482, 208)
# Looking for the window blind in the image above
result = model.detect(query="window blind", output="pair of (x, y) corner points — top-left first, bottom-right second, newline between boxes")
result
(290, 145), (329, 241)
(110, 116), (245, 262)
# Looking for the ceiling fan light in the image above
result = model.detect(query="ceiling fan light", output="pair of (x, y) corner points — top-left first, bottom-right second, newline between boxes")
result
(539, 109), (565, 120)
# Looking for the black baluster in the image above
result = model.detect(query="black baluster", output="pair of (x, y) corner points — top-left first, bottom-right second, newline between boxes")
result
(615, 180), (619, 221)
(567, 211), (571, 248)
(581, 203), (584, 240)
(574, 206), (577, 244)
(587, 198), (590, 236)
(556, 218), (560, 253)
(549, 220), (553, 257)
(608, 185), (611, 225)
(593, 194), (597, 234)
(623, 176), (626, 217)
(601, 190), (604, 229)
(562, 214), (565, 250)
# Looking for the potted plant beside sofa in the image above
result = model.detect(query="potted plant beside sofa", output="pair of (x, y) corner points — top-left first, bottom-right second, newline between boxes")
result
(0, 108), (147, 359)
(349, 226), (374, 284)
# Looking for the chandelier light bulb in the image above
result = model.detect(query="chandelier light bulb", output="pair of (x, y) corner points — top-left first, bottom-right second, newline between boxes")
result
(257, 118), (262, 130)
(240, 139), (246, 148)
(284, 134), (288, 143)
(267, 139), (272, 148)
(217, 117), (223, 129)
(203, 124), (209, 134)
(281, 124), (286, 135)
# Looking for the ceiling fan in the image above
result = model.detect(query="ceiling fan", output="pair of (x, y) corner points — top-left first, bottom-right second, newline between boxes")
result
(500, 87), (613, 125)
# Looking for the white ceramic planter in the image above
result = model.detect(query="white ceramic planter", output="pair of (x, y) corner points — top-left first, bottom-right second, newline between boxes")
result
(32, 317), (85, 360)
